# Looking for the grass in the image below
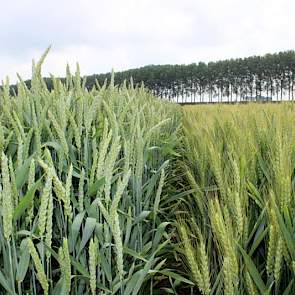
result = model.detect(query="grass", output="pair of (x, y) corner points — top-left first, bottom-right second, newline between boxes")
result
(1, 50), (295, 294)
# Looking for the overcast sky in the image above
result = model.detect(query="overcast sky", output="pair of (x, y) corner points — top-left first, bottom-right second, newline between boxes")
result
(1, 0), (295, 82)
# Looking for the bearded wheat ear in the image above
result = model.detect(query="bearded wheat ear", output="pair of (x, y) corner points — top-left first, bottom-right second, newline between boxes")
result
(274, 237), (284, 284)
(38, 171), (52, 239)
(58, 238), (71, 294)
(26, 160), (36, 225)
(96, 121), (112, 180)
(78, 168), (85, 212)
(64, 164), (73, 220)
(89, 238), (98, 295)
(104, 134), (121, 205)
(179, 225), (203, 290)
(1, 152), (13, 242)
(63, 239), (72, 293)
(0, 123), (4, 154)
(9, 157), (18, 208)
(223, 257), (234, 295)
(48, 110), (69, 156)
(27, 238), (49, 295)
(245, 271), (259, 295)
(267, 224), (276, 276)
(45, 187), (53, 260)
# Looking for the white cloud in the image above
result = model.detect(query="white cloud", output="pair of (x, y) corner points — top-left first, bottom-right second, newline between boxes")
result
(1, 0), (295, 82)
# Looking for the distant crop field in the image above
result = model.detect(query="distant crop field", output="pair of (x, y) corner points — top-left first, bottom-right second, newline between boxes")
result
(180, 103), (295, 294)
(1, 52), (295, 294)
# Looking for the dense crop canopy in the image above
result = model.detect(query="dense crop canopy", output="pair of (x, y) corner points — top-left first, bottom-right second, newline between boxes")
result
(2, 50), (295, 294)
(179, 104), (295, 294)
(0, 51), (182, 294)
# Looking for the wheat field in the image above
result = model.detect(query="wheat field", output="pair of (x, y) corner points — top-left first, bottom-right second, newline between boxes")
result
(179, 104), (295, 294)
(1, 52), (295, 294)
(0, 51), (182, 294)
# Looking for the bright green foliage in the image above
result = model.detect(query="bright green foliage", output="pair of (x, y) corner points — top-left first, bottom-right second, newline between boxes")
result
(0, 51), (181, 294)
(3, 50), (295, 295)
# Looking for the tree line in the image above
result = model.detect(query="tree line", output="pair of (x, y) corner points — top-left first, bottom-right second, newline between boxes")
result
(9, 50), (295, 102)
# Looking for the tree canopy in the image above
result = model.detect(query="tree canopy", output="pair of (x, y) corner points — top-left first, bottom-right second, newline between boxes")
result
(9, 50), (295, 102)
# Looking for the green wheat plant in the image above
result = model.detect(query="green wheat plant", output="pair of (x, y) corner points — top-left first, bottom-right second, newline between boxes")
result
(176, 104), (295, 294)
(0, 50), (183, 294)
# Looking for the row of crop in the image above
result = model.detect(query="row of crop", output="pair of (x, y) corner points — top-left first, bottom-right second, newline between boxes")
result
(179, 104), (295, 294)
(0, 52), (183, 294)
